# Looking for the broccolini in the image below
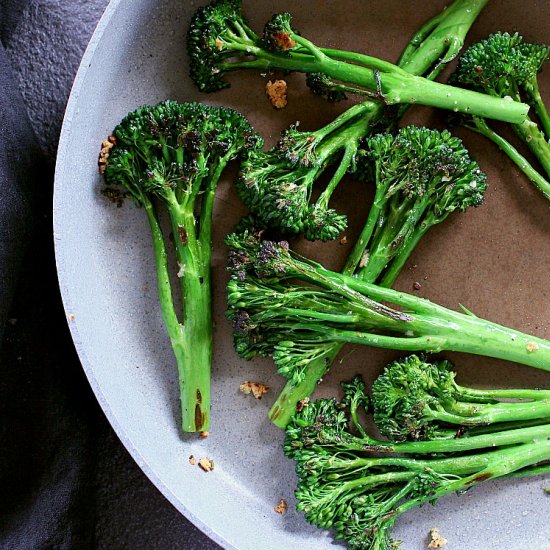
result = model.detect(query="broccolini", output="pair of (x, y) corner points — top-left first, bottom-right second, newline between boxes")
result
(452, 32), (550, 200)
(102, 100), (262, 432)
(285, 376), (550, 549)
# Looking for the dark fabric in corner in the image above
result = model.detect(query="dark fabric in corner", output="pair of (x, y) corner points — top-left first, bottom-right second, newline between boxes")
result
(0, 1), (220, 548)
(0, 45), (36, 342)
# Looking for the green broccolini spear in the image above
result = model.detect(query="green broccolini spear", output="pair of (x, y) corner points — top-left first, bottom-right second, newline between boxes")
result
(226, 234), (550, 377)
(102, 101), (262, 432)
(187, 0), (527, 123)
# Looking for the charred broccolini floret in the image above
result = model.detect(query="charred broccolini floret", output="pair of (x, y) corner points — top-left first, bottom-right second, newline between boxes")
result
(452, 32), (550, 200)
(237, 102), (375, 241)
(284, 377), (550, 549)
(268, 127), (487, 427)
(372, 355), (550, 442)
(226, 233), (550, 391)
(187, 0), (528, 123)
(102, 100), (262, 432)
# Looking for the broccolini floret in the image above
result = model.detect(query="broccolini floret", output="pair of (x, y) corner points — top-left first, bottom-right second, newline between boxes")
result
(345, 126), (487, 285)
(237, 102), (374, 241)
(102, 100), (262, 432)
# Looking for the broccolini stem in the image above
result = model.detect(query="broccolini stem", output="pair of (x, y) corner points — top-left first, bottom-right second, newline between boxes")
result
(523, 77), (550, 140)
(178, 265), (211, 432)
(428, 399), (550, 427)
(356, 195), (431, 282)
(308, 101), (376, 141)
(397, 0), (489, 79)
(144, 199), (210, 431)
(218, 45), (528, 123)
(269, 353), (339, 425)
(313, 120), (369, 210)
(345, 421), (550, 455)
(342, 167), (386, 277)
(395, 9), (445, 68)
(466, 116), (550, 200)
(317, 448), (520, 478)
(378, 212), (436, 287)
(318, 272), (550, 370)
(513, 117), (550, 183)
(463, 417), (550, 437)
(393, 438), (550, 518)
(457, 384), (550, 401)
(169, 206), (211, 432)
(143, 200), (181, 341)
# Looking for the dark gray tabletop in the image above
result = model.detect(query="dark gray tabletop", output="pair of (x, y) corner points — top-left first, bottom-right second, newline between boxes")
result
(0, 1), (219, 547)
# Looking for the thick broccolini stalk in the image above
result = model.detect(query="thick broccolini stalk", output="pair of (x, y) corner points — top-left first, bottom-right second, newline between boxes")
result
(226, 234), (550, 378)
(372, 355), (550, 442)
(187, 0), (528, 122)
(452, 32), (550, 200)
(285, 378), (550, 549)
(269, 127), (487, 426)
(102, 101), (262, 432)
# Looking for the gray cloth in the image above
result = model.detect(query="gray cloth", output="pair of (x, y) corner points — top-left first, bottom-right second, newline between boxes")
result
(0, 1), (220, 548)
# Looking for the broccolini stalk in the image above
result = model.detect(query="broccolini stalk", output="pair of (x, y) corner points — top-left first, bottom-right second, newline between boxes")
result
(187, 0), (527, 122)
(102, 101), (262, 432)
(372, 355), (550, 442)
(457, 115), (550, 200)
(452, 32), (550, 199)
(284, 378), (550, 549)
(226, 235), (550, 380)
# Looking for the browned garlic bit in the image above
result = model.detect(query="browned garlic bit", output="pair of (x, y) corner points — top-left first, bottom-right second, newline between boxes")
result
(427, 528), (447, 548)
(240, 380), (270, 399)
(188, 455), (197, 466)
(198, 457), (214, 472)
(526, 341), (540, 353)
(266, 80), (288, 109)
(98, 135), (116, 174)
(274, 499), (288, 515)
(296, 398), (310, 413)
